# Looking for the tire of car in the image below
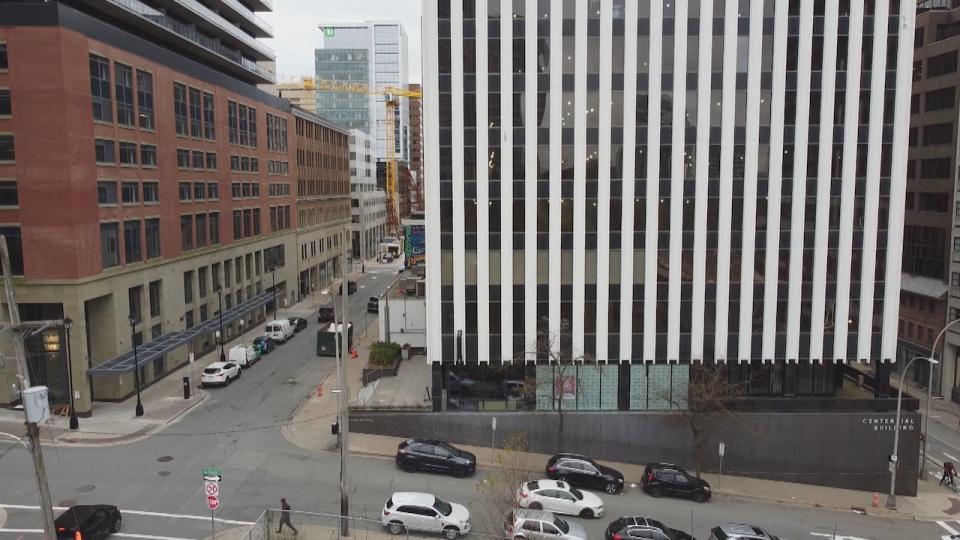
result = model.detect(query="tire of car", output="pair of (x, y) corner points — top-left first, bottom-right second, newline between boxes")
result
(388, 521), (404, 535)
(604, 482), (619, 494)
(528, 502), (542, 510)
(579, 508), (594, 519)
(452, 465), (468, 478)
(693, 491), (707, 503)
(649, 486), (664, 498)
(443, 526), (460, 540)
(401, 459), (419, 473)
(113, 516), (122, 532)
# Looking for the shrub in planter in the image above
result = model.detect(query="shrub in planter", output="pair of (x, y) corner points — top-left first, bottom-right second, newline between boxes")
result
(369, 341), (402, 367)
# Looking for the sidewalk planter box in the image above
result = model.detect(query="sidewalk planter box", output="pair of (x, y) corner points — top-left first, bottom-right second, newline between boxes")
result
(362, 354), (402, 385)
(363, 341), (403, 385)
(316, 322), (354, 357)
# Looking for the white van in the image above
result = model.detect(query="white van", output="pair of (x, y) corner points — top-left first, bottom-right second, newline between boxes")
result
(228, 344), (258, 367)
(264, 319), (294, 343)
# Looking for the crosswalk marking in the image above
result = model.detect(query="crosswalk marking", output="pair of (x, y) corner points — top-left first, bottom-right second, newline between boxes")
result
(937, 520), (960, 535)
(0, 504), (254, 526)
(0, 530), (197, 540)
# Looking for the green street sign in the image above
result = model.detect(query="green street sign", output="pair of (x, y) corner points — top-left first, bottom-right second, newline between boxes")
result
(324, 27), (335, 37)
(202, 467), (221, 478)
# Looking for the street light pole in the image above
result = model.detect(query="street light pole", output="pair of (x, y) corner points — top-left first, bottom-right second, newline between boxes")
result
(888, 355), (938, 510)
(921, 318), (960, 479)
(64, 317), (78, 430)
(271, 270), (277, 320)
(129, 315), (144, 417)
(216, 286), (225, 362)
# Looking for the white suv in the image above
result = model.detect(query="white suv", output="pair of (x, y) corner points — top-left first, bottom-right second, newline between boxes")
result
(505, 509), (587, 540)
(382, 492), (471, 539)
(516, 479), (604, 519)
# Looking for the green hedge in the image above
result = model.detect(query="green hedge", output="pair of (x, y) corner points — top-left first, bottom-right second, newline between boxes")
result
(369, 341), (402, 367)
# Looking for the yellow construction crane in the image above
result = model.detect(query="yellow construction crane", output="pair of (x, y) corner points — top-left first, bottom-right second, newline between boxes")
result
(308, 78), (423, 236)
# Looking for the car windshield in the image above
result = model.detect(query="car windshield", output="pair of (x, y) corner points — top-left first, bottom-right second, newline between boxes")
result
(442, 444), (461, 457)
(432, 497), (452, 516)
(203, 368), (219, 374)
(553, 517), (569, 534)
(569, 487), (583, 500)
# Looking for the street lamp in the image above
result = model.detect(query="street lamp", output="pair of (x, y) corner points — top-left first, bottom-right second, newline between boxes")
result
(238, 318), (245, 347)
(920, 318), (960, 479)
(128, 315), (144, 417)
(63, 317), (78, 430)
(888, 355), (938, 510)
(270, 270), (277, 320)
(216, 286), (225, 362)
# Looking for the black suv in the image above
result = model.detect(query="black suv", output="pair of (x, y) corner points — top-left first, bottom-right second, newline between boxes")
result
(605, 516), (694, 540)
(288, 317), (308, 333)
(55, 505), (122, 540)
(642, 463), (711, 502)
(395, 438), (477, 477)
(545, 453), (625, 494)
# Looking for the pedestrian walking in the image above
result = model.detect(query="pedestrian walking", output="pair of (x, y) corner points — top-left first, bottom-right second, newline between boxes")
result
(940, 462), (957, 488)
(277, 498), (298, 535)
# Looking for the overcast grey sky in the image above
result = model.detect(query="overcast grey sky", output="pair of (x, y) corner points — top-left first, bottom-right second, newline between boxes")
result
(263, 0), (423, 83)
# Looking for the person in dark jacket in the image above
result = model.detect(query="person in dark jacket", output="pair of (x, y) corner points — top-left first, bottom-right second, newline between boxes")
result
(277, 498), (298, 535)
(941, 462), (957, 488)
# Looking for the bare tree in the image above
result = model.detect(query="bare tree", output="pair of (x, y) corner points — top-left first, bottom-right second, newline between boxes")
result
(662, 363), (744, 477)
(522, 332), (586, 453)
(475, 431), (533, 535)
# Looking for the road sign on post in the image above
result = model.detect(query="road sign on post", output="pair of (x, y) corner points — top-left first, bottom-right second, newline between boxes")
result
(203, 467), (222, 539)
(717, 442), (725, 493)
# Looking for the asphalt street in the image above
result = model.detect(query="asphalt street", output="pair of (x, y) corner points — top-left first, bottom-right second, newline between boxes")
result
(0, 267), (953, 540)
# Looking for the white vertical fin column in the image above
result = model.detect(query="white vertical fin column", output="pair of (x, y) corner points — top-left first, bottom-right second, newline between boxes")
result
(737, 0), (764, 361)
(452, 0), (467, 358)
(524, 0), (538, 362)
(423, 0), (443, 361)
(573, 0), (587, 359)
(643, 0), (663, 362)
(548, 0), (562, 356)
(619, 1), (640, 361)
(476, 0), (490, 363)
(833, 0), (865, 361)
(714, 0), (738, 362)
(691, 0), (714, 361)
(596, 0), (614, 361)
(881, 1), (917, 360)
(667, 0), (688, 362)
(857, 0), (891, 360)
(786, 0), (815, 362)
(761, 0), (790, 361)
(500, 0), (514, 363)
(808, 1), (841, 362)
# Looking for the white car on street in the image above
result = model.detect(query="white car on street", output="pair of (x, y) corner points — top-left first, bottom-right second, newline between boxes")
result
(201, 362), (241, 387)
(516, 479), (604, 519)
(382, 492), (471, 539)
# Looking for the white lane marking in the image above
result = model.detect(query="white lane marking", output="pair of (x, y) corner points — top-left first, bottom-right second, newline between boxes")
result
(809, 534), (872, 540)
(937, 521), (960, 535)
(945, 452), (960, 463)
(0, 504), (253, 526)
(929, 434), (960, 455)
(0, 530), (198, 540)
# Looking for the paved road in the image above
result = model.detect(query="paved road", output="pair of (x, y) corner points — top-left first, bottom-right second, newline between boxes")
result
(0, 265), (952, 540)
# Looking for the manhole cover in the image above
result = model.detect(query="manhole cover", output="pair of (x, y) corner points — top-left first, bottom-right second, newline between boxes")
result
(158, 470), (171, 477)
(157, 456), (174, 463)
(77, 485), (95, 493)
(58, 499), (77, 507)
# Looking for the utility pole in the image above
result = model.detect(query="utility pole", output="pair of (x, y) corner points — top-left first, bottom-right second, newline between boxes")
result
(1, 236), (57, 540)
(338, 230), (351, 537)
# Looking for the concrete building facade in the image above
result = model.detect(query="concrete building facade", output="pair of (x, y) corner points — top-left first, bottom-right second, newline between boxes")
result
(350, 129), (387, 261)
(423, 0), (916, 404)
(277, 80), (318, 114)
(409, 83), (424, 213)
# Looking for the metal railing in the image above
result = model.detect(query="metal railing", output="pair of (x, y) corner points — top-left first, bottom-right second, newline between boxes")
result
(217, 0), (274, 36)
(174, 0), (275, 58)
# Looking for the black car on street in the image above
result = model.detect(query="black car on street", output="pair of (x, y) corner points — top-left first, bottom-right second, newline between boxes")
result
(604, 516), (694, 540)
(641, 462), (711, 502)
(55, 505), (122, 540)
(546, 452), (625, 494)
(395, 438), (477, 477)
(288, 317), (308, 333)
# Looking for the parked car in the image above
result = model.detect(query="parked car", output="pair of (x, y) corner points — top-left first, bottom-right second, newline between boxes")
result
(381, 492), (470, 539)
(501, 379), (525, 397)
(708, 524), (781, 540)
(201, 362), (241, 387)
(448, 372), (476, 393)
(318, 306), (336, 324)
(288, 317), (308, 333)
(546, 453), (625, 494)
(505, 509), (587, 540)
(367, 296), (380, 313)
(395, 438), (477, 477)
(642, 463), (711, 502)
(382, 254), (394, 263)
(56, 505), (122, 540)
(516, 480), (604, 519)
(228, 344), (259, 368)
(339, 281), (358, 295)
(605, 516), (694, 540)
(253, 335), (277, 355)
(264, 319), (294, 343)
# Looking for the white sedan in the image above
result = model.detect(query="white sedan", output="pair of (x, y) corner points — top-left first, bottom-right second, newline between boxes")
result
(201, 362), (241, 387)
(516, 479), (604, 519)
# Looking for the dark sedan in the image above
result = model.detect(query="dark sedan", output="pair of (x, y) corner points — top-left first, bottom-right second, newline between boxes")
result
(395, 438), (477, 478)
(641, 462), (711, 502)
(546, 453), (625, 494)
(253, 335), (277, 355)
(288, 317), (308, 333)
(55, 505), (121, 540)
(604, 516), (694, 540)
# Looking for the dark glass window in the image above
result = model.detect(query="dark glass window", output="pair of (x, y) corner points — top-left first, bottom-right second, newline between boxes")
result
(100, 222), (119, 268)
(925, 87), (956, 112)
(97, 181), (117, 204)
(124, 220), (142, 262)
(179, 182), (191, 201)
(121, 181), (139, 203)
(143, 182), (158, 203)
(89, 54), (112, 122)
(929, 51), (958, 78)
(94, 138), (115, 163)
(119, 142), (137, 165)
(228, 101), (239, 144)
(180, 215), (193, 251)
(0, 43), (7, 70)
(177, 148), (190, 168)
(0, 134), (14, 161)
(114, 62), (134, 126)
(0, 181), (18, 206)
(174, 83), (188, 135)
(0, 89), (9, 116)
(202, 91), (216, 140)
(136, 69), (154, 130)
(141, 144), (157, 166)
(0, 226), (22, 275)
(188, 87), (202, 138)
(206, 152), (218, 170)
(146, 218), (161, 259)
(209, 212), (220, 244)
